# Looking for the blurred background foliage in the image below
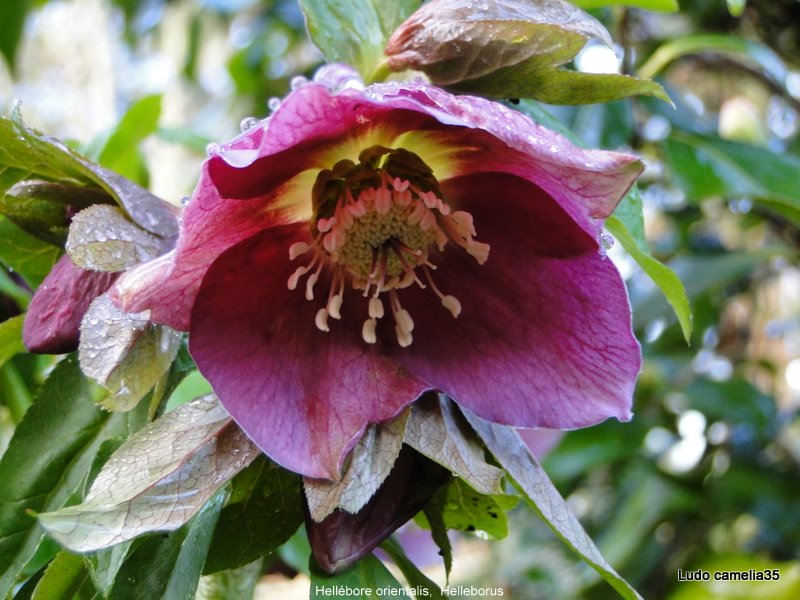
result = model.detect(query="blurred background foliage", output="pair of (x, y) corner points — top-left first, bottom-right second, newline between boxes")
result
(1, 0), (799, 599)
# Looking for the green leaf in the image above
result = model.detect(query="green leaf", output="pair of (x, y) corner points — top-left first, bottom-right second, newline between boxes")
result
(606, 188), (692, 343)
(0, 216), (61, 288)
(385, 0), (669, 104)
(0, 105), (177, 239)
(572, 0), (677, 10)
(78, 296), (182, 412)
(30, 551), (88, 600)
(203, 457), (303, 574)
(421, 503), (452, 578)
(380, 537), (445, 600)
(195, 560), (263, 600)
(97, 95), (162, 186)
(638, 34), (787, 85)
(39, 396), (259, 552)
(0, 184), (69, 246)
(107, 490), (225, 600)
(462, 409), (644, 600)
(0, 0), (30, 70)
(664, 133), (800, 226)
(0, 356), (144, 598)
(299, 0), (417, 81)
(310, 554), (405, 600)
(0, 314), (25, 369)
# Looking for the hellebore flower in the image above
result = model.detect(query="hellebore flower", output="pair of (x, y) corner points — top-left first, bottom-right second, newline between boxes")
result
(113, 65), (642, 480)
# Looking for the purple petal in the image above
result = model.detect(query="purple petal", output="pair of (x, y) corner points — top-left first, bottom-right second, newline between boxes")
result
(23, 254), (119, 354)
(386, 172), (641, 429)
(188, 224), (430, 479)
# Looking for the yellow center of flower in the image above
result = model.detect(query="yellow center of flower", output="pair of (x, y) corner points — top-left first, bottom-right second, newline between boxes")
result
(286, 146), (489, 347)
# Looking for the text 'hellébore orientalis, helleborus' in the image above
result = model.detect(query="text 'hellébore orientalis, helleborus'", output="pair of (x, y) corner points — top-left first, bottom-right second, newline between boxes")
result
(111, 64), (643, 481)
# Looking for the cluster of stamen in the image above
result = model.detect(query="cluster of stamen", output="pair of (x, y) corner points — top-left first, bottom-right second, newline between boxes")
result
(287, 149), (489, 347)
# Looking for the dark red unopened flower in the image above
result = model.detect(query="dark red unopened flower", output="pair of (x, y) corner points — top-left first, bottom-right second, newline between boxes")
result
(112, 65), (643, 480)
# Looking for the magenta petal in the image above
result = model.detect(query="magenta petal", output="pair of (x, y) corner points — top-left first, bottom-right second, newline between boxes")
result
(23, 254), (119, 354)
(189, 225), (430, 479)
(387, 173), (641, 430)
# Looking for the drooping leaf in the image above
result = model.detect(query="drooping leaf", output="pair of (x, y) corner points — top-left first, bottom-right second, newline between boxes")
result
(385, 0), (669, 104)
(106, 490), (225, 600)
(462, 409), (644, 600)
(0, 104), (178, 239)
(38, 396), (260, 552)
(404, 394), (504, 496)
(29, 551), (88, 600)
(203, 458), (303, 574)
(310, 554), (405, 600)
(66, 204), (168, 272)
(0, 357), (144, 598)
(421, 478), (519, 540)
(422, 502), (452, 577)
(0, 314), (24, 369)
(299, 0), (417, 81)
(79, 295), (182, 411)
(304, 411), (408, 522)
(0, 216), (61, 288)
(0, 182), (69, 246)
(607, 186), (693, 343)
(380, 537), (445, 600)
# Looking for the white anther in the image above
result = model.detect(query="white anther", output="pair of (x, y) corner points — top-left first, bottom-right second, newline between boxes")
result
(328, 294), (343, 319)
(467, 241), (491, 264)
(437, 200), (451, 215)
(305, 272), (318, 301)
(287, 265), (308, 290)
(442, 294), (462, 318)
(369, 297), (384, 319)
(395, 308), (414, 333)
(451, 211), (476, 236)
(362, 318), (377, 344)
(395, 325), (413, 348)
(375, 188), (392, 215)
(315, 308), (330, 332)
(393, 177), (410, 192)
(317, 217), (336, 232)
(289, 242), (310, 260)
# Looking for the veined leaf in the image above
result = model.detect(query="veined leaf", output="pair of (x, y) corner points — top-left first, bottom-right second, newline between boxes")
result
(38, 396), (260, 552)
(386, 0), (668, 104)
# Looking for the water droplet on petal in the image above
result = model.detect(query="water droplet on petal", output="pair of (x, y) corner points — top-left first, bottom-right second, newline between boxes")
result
(239, 116), (259, 132)
(180, 196), (190, 206)
(290, 75), (308, 90)
(205, 142), (221, 157)
(267, 97), (282, 112)
(601, 233), (615, 250)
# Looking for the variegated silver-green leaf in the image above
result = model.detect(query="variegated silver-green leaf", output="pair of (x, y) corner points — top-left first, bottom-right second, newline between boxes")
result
(304, 410), (409, 522)
(79, 295), (181, 411)
(404, 394), (504, 495)
(39, 396), (260, 552)
(66, 204), (167, 272)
